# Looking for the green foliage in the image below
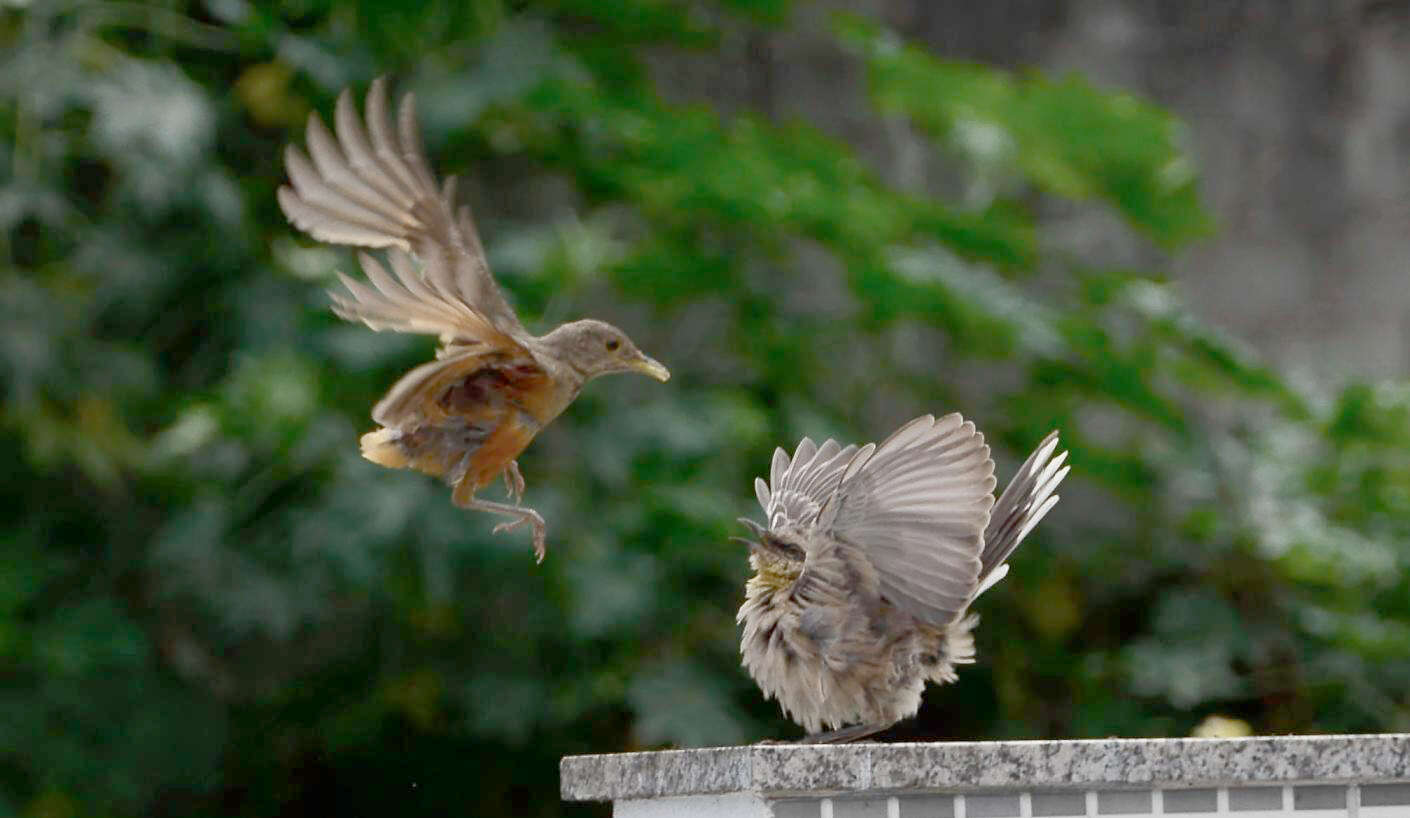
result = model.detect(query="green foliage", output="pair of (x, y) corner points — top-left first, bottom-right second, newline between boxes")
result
(836, 14), (1212, 247)
(3, 1), (1409, 816)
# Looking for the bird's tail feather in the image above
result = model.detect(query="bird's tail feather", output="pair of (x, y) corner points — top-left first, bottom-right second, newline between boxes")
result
(976, 431), (1069, 594)
(360, 428), (408, 468)
(927, 613), (979, 684)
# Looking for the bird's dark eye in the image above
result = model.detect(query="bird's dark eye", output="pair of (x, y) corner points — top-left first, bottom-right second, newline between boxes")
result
(605, 339), (620, 351)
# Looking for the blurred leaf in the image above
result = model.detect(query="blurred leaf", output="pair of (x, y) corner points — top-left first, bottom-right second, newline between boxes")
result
(837, 14), (1214, 247)
(628, 659), (748, 748)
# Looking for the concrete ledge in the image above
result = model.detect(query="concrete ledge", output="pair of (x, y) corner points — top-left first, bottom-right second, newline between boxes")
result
(560, 734), (1410, 802)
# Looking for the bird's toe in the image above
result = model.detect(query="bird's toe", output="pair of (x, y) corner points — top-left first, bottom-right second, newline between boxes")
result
(501, 461), (528, 504)
(528, 513), (547, 563)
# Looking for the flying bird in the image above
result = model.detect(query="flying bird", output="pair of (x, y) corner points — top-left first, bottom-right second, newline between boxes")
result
(278, 78), (670, 562)
(736, 413), (1068, 742)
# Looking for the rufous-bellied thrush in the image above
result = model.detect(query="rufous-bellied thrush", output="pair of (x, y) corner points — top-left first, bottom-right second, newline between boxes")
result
(278, 78), (670, 562)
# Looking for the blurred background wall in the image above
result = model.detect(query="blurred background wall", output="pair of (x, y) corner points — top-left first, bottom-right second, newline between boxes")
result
(665, 0), (1410, 382)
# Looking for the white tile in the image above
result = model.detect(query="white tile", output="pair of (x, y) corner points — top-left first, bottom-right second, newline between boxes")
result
(1030, 791), (1086, 816)
(897, 794), (955, 818)
(967, 794), (1022, 817)
(1293, 786), (1347, 811)
(772, 799), (823, 818)
(1228, 786), (1283, 811)
(1361, 783), (1410, 808)
(1097, 789), (1153, 815)
(1163, 788), (1218, 813)
(615, 793), (774, 818)
(833, 797), (889, 818)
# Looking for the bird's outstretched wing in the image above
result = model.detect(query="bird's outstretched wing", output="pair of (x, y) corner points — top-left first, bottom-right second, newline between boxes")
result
(325, 249), (546, 430)
(816, 413), (997, 627)
(278, 76), (527, 343)
(754, 437), (860, 532)
(327, 249), (518, 350)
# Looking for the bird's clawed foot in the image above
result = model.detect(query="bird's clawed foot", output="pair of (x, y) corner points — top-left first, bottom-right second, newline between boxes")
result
(502, 461), (526, 504)
(459, 490), (550, 564)
(798, 723), (893, 744)
(492, 507), (548, 563)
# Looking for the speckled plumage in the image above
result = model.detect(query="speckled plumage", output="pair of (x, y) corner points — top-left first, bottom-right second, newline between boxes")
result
(736, 414), (1068, 741)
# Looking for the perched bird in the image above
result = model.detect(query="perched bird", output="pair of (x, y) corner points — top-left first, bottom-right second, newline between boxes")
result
(277, 78), (670, 562)
(736, 413), (1068, 742)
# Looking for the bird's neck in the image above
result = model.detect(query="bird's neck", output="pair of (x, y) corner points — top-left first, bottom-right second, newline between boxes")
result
(526, 335), (591, 389)
(748, 554), (803, 592)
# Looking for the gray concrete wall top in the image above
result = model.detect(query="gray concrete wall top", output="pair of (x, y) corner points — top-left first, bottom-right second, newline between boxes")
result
(561, 734), (1410, 802)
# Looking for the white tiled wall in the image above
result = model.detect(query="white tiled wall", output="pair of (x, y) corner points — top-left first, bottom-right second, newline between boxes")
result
(765, 784), (1410, 818)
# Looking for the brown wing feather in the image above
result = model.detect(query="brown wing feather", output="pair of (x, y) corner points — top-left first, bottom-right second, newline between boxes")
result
(372, 345), (554, 429)
(278, 76), (527, 343)
(361, 346), (559, 492)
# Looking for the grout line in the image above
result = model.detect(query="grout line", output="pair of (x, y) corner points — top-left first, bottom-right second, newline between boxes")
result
(955, 793), (966, 818)
(887, 795), (899, 818)
(1019, 790), (1032, 817)
(1282, 784), (1292, 814)
(821, 796), (833, 818)
(1154, 788), (1164, 816)
(1085, 790), (1097, 817)
(1217, 786), (1228, 814)
(1348, 783), (1359, 818)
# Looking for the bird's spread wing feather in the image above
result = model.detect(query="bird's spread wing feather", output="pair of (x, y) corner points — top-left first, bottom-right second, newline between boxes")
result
(328, 250), (511, 346)
(816, 413), (997, 627)
(754, 438), (860, 532)
(278, 76), (527, 343)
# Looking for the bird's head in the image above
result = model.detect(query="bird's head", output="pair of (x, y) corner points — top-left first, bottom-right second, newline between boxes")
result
(541, 319), (670, 383)
(734, 518), (805, 587)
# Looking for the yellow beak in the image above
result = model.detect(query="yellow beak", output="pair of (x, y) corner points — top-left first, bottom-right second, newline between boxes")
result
(630, 353), (671, 382)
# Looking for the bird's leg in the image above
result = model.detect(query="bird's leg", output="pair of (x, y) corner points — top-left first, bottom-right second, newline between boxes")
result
(502, 460), (526, 504)
(453, 480), (548, 562)
(797, 723), (893, 744)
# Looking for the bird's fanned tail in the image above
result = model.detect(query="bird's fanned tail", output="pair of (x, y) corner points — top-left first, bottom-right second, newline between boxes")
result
(974, 431), (1069, 598)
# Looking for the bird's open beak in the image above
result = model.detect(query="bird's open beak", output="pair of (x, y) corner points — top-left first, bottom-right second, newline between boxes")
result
(730, 536), (762, 555)
(733, 518), (767, 554)
(735, 518), (804, 562)
(630, 353), (671, 382)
